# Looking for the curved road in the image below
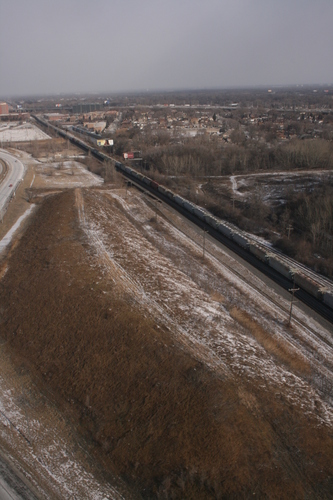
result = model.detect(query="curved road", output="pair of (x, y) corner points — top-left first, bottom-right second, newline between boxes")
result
(0, 149), (25, 215)
(0, 453), (38, 500)
(0, 152), (35, 499)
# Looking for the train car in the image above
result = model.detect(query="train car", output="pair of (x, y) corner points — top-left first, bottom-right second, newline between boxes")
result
(143, 176), (151, 186)
(130, 170), (145, 182)
(322, 290), (333, 309)
(93, 150), (105, 161)
(151, 180), (159, 190)
(114, 161), (124, 171)
(232, 232), (250, 249)
(212, 217), (221, 229)
(204, 214), (219, 229)
(174, 195), (186, 207)
(249, 243), (268, 262)
(292, 271), (322, 299)
(59, 130), (67, 139)
(205, 212), (220, 229)
(99, 152), (109, 162)
(193, 207), (207, 221)
(158, 185), (175, 200)
(74, 138), (89, 151)
(165, 190), (176, 200)
(267, 255), (292, 279)
(157, 185), (168, 195)
(182, 200), (195, 214)
(217, 222), (234, 238)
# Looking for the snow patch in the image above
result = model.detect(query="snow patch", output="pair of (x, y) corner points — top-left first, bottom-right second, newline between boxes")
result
(0, 205), (36, 254)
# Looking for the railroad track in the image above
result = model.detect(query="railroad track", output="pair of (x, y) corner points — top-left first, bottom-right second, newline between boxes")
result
(252, 235), (333, 291)
(33, 115), (333, 323)
(146, 194), (333, 353)
(140, 194), (333, 398)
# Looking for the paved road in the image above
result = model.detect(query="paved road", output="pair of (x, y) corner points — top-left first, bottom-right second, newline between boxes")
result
(0, 152), (36, 499)
(0, 476), (23, 500)
(0, 150), (25, 215)
(0, 453), (38, 500)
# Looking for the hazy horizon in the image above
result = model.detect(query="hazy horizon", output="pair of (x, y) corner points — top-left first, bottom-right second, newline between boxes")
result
(1, 0), (332, 98)
(2, 82), (333, 101)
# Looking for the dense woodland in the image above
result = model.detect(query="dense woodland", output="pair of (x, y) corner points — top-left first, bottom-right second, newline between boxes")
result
(113, 122), (333, 277)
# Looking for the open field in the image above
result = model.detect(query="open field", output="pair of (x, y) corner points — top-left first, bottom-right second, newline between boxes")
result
(0, 123), (51, 142)
(204, 169), (333, 207)
(0, 154), (332, 497)
(0, 146), (102, 246)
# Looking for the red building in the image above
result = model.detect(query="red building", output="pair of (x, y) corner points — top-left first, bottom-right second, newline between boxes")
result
(0, 103), (9, 115)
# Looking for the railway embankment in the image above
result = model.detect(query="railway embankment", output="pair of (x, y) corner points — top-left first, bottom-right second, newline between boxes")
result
(0, 186), (332, 498)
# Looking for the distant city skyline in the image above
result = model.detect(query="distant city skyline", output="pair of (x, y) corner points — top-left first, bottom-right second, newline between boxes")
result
(1, 0), (332, 98)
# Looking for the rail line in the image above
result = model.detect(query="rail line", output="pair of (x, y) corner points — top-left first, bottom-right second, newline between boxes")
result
(144, 193), (333, 352)
(254, 236), (333, 290)
(32, 115), (333, 324)
(138, 193), (333, 403)
(128, 173), (333, 323)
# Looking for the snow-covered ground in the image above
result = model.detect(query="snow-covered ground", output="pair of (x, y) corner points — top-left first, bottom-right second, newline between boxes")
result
(0, 347), (128, 499)
(228, 169), (333, 204)
(0, 123), (51, 142)
(0, 156), (132, 499)
(0, 205), (36, 254)
(106, 112), (122, 134)
(0, 169), (332, 496)
(77, 187), (333, 427)
(35, 160), (104, 188)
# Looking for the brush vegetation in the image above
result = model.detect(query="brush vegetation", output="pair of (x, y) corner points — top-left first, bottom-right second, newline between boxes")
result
(0, 190), (332, 498)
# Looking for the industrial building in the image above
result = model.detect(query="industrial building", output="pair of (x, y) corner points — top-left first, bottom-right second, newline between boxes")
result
(72, 103), (102, 114)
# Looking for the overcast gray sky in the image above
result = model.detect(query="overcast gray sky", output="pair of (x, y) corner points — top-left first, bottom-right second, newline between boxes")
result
(0, 0), (332, 97)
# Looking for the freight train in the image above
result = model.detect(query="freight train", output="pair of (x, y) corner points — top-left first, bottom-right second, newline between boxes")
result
(32, 115), (333, 316)
(115, 161), (333, 314)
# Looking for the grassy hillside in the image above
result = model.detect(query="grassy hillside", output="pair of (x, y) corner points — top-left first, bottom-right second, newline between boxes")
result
(0, 189), (332, 498)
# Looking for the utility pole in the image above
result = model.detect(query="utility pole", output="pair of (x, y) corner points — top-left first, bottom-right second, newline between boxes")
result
(288, 285), (299, 326)
(287, 225), (293, 239)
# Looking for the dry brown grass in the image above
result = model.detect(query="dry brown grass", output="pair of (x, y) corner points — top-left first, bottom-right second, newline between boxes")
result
(230, 306), (312, 375)
(210, 291), (226, 304)
(0, 190), (332, 498)
(14, 138), (72, 157)
(0, 159), (8, 183)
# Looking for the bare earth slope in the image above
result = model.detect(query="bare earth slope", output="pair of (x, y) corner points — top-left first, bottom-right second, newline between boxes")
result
(0, 186), (332, 498)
